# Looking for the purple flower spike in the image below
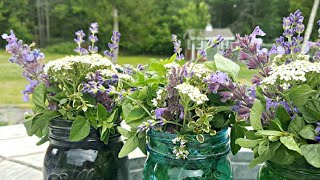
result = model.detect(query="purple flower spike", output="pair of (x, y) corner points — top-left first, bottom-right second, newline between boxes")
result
(197, 49), (206, 58)
(251, 26), (266, 37)
(208, 34), (224, 48)
(104, 31), (121, 59)
(171, 34), (184, 60)
(155, 108), (167, 120)
(89, 22), (99, 34)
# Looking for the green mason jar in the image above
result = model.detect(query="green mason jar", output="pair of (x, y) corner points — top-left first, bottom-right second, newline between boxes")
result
(143, 128), (232, 180)
(258, 161), (320, 180)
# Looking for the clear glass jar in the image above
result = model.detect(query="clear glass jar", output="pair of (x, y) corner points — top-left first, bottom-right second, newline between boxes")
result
(143, 128), (232, 180)
(43, 119), (128, 180)
(258, 161), (320, 180)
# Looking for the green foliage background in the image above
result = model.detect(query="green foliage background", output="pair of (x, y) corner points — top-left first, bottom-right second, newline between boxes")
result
(0, 0), (319, 55)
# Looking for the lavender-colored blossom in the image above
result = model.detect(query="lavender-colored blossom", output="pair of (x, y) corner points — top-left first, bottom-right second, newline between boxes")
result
(207, 34), (224, 48)
(89, 35), (98, 43)
(74, 30), (88, 55)
(136, 64), (144, 71)
(89, 22), (99, 34)
(171, 34), (184, 60)
(2, 30), (46, 102)
(104, 31), (121, 59)
(251, 26), (266, 37)
(197, 49), (206, 58)
(206, 72), (229, 94)
(315, 122), (320, 142)
(155, 108), (167, 119)
(88, 46), (98, 53)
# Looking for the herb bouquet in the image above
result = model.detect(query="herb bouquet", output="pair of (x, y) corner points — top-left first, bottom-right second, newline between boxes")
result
(232, 10), (320, 179)
(117, 35), (252, 179)
(2, 23), (131, 180)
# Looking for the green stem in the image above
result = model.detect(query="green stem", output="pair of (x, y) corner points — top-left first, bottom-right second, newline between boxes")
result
(165, 120), (183, 127)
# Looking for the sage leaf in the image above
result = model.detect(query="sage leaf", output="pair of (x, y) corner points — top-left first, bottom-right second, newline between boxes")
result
(289, 84), (316, 107)
(301, 144), (320, 168)
(275, 105), (291, 130)
(118, 134), (139, 158)
(235, 138), (262, 149)
(288, 116), (305, 136)
(280, 136), (301, 154)
(125, 108), (147, 123)
(97, 103), (108, 119)
(230, 124), (247, 155)
(70, 116), (90, 141)
(299, 124), (315, 140)
(214, 53), (240, 80)
(255, 130), (283, 136)
(250, 100), (263, 130)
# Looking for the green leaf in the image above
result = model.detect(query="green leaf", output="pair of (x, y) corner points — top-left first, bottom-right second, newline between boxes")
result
(97, 103), (108, 119)
(270, 119), (284, 132)
(137, 86), (148, 100)
(36, 135), (49, 145)
(289, 84), (316, 107)
(204, 61), (216, 70)
(280, 136), (301, 154)
(118, 134), (139, 158)
(255, 130), (283, 136)
(32, 83), (47, 113)
(250, 100), (263, 130)
(70, 116), (90, 141)
(270, 144), (295, 165)
(249, 141), (281, 167)
(106, 109), (118, 123)
(31, 111), (60, 137)
(301, 144), (320, 168)
(214, 53), (240, 80)
(125, 108), (147, 123)
(59, 98), (68, 105)
(288, 116), (305, 136)
(300, 99), (320, 123)
(122, 103), (134, 119)
(230, 124), (247, 155)
(299, 124), (315, 140)
(235, 138), (262, 149)
(138, 133), (147, 155)
(275, 105), (291, 130)
(117, 127), (131, 138)
(196, 134), (204, 143)
(150, 62), (166, 76)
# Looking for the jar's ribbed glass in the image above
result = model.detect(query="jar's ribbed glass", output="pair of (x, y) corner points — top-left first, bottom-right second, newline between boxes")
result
(143, 128), (232, 180)
(43, 119), (128, 180)
(258, 161), (320, 180)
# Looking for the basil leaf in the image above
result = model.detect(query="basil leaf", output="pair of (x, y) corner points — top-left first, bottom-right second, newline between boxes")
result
(70, 116), (90, 141)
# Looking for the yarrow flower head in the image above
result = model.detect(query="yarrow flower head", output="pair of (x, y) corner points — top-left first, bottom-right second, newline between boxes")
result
(175, 83), (209, 105)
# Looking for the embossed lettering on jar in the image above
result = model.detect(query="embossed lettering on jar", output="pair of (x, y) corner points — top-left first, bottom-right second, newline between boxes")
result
(143, 128), (232, 180)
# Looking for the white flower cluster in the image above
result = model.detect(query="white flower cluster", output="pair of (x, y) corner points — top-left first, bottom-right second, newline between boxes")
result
(99, 69), (134, 81)
(188, 63), (211, 78)
(262, 58), (320, 90)
(151, 88), (165, 107)
(44, 54), (113, 74)
(172, 136), (189, 159)
(175, 83), (208, 105)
